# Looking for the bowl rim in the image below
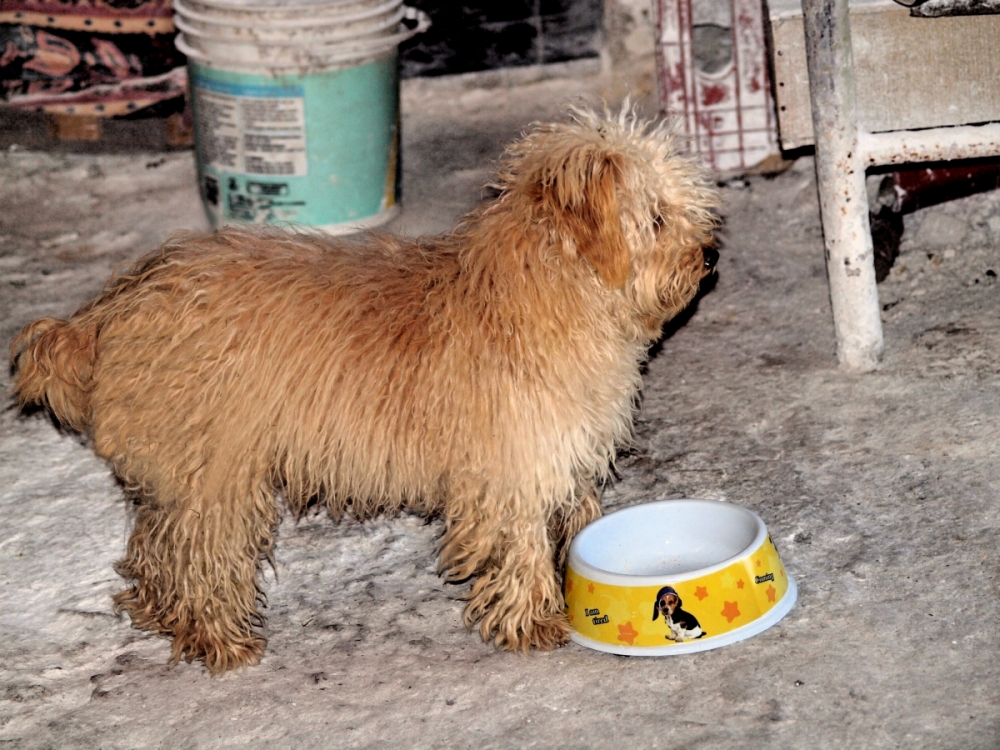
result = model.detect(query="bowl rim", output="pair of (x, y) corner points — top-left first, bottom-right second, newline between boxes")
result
(566, 498), (768, 587)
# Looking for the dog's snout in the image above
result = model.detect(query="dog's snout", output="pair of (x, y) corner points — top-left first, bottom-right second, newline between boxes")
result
(702, 246), (720, 271)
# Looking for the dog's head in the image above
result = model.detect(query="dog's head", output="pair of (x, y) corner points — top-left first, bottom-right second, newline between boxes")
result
(653, 586), (682, 620)
(492, 105), (720, 340)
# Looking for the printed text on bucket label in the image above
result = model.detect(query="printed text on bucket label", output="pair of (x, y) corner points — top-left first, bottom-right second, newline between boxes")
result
(195, 87), (308, 177)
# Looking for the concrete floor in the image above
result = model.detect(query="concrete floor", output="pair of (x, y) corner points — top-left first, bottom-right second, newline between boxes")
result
(2, 70), (999, 749)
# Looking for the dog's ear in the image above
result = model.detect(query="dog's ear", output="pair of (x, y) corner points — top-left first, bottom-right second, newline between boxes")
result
(538, 149), (631, 289)
(652, 600), (660, 621)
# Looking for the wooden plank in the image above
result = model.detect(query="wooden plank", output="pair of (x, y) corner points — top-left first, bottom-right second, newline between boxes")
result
(45, 113), (102, 142)
(1, 105), (192, 153)
(769, 0), (1000, 149)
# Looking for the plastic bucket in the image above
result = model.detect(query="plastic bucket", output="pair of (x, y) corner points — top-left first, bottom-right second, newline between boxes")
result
(175, 0), (429, 233)
(172, 0), (405, 45)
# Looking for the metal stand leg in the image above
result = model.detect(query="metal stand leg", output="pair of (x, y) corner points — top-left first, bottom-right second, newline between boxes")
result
(802, 0), (884, 372)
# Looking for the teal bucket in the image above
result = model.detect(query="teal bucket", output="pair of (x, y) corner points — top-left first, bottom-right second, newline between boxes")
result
(175, 0), (429, 233)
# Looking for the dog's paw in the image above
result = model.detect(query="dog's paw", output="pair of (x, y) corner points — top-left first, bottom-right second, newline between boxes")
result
(485, 611), (571, 653)
(524, 613), (572, 651)
(171, 626), (266, 675)
(115, 584), (266, 674)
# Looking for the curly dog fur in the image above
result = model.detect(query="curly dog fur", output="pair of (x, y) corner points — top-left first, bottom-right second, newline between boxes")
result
(10, 106), (719, 673)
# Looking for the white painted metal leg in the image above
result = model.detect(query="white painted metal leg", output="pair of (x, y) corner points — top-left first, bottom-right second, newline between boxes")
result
(801, 0), (883, 372)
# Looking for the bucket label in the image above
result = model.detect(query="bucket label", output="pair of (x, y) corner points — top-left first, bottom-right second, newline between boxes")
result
(194, 80), (308, 177)
(188, 58), (400, 232)
(189, 55), (400, 231)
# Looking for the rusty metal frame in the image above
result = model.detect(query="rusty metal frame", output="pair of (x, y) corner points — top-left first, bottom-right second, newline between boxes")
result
(801, 0), (1000, 371)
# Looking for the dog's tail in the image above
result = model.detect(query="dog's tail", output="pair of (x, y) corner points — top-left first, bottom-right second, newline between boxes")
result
(9, 316), (97, 433)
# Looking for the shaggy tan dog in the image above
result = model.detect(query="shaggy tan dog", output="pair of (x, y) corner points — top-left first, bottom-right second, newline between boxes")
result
(10, 107), (718, 673)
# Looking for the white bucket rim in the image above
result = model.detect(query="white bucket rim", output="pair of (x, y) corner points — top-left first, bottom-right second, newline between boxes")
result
(176, 6), (429, 71)
(173, 5), (405, 41)
(173, 0), (403, 28)
(175, 10), (428, 70)
(177, 32), (396, 70)
(180, 0), (398, 15)
(178, 34), (397, 67)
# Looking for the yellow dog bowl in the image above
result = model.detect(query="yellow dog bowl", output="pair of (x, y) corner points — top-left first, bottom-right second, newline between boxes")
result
(565, 499), (796, 655)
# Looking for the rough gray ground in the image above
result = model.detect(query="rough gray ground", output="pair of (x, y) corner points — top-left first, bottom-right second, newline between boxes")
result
(1, 72), (999, 749)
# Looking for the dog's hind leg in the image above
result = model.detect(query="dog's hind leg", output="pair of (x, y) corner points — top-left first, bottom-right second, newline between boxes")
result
(439, 482), (571, 652)
(112, 465), (278, 674)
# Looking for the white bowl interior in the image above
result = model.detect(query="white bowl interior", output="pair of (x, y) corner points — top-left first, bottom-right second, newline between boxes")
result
(571, 499), (762, 578)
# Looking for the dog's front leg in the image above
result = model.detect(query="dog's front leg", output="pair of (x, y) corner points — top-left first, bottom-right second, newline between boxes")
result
(549, 479), (603, 572)
(439, 487), (570, 652)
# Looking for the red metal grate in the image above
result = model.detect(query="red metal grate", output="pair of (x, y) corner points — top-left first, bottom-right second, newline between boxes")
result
(656, 0), (780, 175)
